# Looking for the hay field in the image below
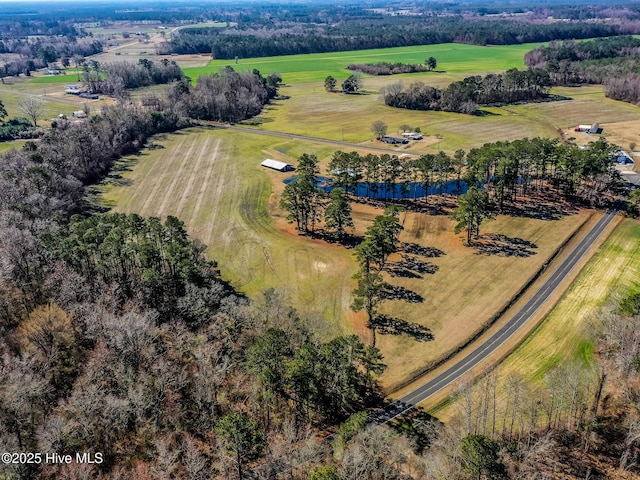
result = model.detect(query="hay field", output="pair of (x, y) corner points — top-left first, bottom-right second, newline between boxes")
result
(99, 128), (355, 333)
(99, 126), (593, 389)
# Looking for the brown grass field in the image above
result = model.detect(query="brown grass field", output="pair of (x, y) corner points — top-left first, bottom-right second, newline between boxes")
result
(434, 218), (640, 423)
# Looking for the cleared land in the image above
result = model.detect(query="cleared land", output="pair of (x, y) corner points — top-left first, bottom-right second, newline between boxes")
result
(0, 89), (80, 124)
(183, 42), (543, 84)
(99, 128), (355, 334)
(85, 41), (640, 389)
(434, 218), (640, 422)
(245, 82), (640, 153)
(99, 126), (595, 390)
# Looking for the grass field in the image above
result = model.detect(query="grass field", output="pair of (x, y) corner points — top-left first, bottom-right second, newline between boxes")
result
(99, 126), (594, 389)
(29, 73), (83, 84)
(182, 42), (543, 84)
(0, 91), (79, 121)
(434, 218), (640, 421)
(0, 140), (25, 153)
(241, 82), (640, 153)
(98, 128), (356, 334)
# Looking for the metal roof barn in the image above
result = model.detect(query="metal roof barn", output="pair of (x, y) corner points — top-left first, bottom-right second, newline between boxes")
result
(261, 159), (294, 172)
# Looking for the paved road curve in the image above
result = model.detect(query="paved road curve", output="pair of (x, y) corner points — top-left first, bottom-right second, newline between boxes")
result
(371, 209), (619, 425)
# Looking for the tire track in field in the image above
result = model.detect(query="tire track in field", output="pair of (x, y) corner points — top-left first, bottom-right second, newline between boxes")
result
(189, 138), (220, 231)
(156, 136), (199, 216)
(175, 136), (211, 216)
(204, 141), (231, 246)
(139, 135), (189, 215)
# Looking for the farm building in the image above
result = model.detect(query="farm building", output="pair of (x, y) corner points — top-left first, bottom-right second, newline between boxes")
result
(574, 123), (602, 134)
(402, 132), (423, 140)
(261, 159), (294, 172)
(72, 110), (88, 118)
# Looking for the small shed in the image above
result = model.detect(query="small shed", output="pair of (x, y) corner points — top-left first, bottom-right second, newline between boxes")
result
(72, 110), (88, 118)
(261, 159), (294, 172)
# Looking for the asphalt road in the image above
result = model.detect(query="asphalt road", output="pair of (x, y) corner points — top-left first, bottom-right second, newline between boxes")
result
(371, 209), (619, 425)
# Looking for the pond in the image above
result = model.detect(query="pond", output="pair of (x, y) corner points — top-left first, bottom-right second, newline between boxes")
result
(284, 176), (470, 199)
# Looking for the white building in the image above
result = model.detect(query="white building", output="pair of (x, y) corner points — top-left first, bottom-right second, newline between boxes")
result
(261, 159), (294, 172)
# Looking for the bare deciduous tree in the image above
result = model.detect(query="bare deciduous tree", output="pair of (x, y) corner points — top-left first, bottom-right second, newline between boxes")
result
(18, 96), (46, 127)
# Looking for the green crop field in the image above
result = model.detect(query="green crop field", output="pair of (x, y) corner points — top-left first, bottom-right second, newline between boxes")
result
(29, 73), (83, 84)
(182, 42), (543, 84)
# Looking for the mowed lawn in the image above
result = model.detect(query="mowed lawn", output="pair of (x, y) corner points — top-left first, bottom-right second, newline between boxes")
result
(99, 126), (594, 390)
(183, 42), (542, 84)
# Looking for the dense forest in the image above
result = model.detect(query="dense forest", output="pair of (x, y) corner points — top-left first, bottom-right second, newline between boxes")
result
(166, 20), (619, 59)
(525, 36), (640, 104)
(381, 68), (552, 114)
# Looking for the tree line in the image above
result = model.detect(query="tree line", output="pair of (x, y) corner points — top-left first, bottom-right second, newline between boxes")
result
(82, 58), (183, 97)
(525, 36), (640, 104)
(346, 62), (428, 76)
(292, 138), (618, 213)
(281, 137), (620, 248)
(0, 35), (102, 77)
(450, 137), (620, 243)
(381, 68), (552, 114)
(165, 18), (620, 59)
(465, 137), (620, 209)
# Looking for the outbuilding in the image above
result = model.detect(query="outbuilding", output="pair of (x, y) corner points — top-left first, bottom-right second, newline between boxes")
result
(261, 159), (294, 172)
(402, 132), (423, 140)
